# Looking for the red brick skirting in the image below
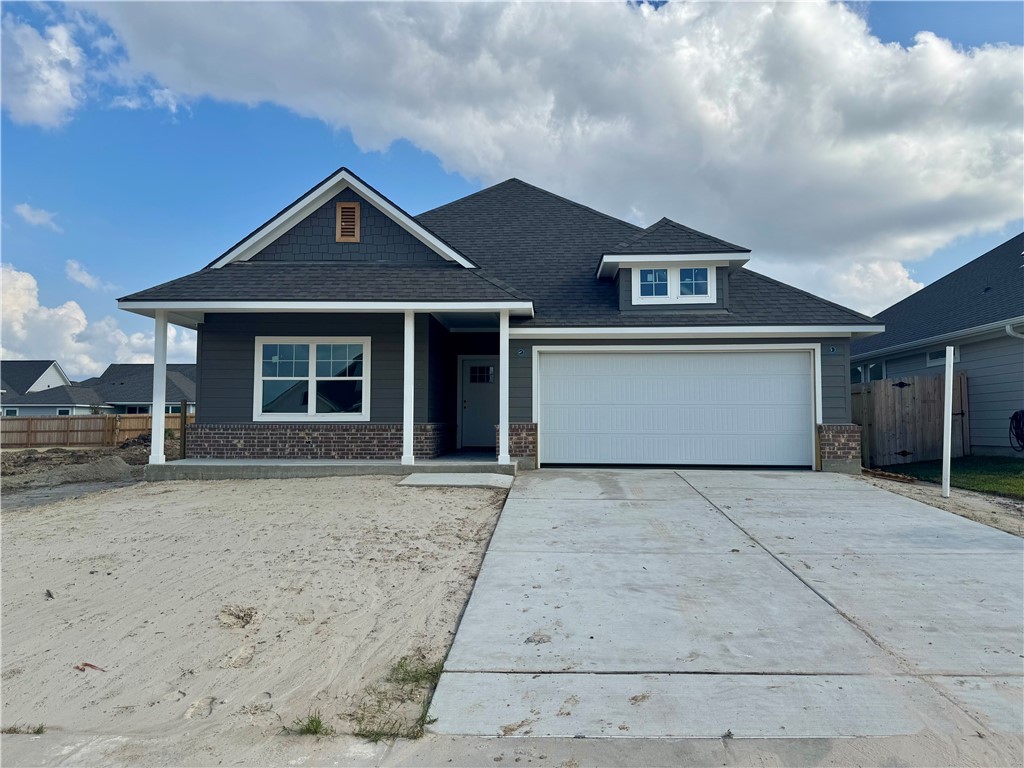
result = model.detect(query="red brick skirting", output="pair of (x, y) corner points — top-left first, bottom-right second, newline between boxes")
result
(818, 424), (862, 473)
(495, 423), (538, 460)
(186, 422), (454, 460)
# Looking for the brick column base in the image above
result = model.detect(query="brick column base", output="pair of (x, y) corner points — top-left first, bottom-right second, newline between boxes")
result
(495, 423), (538, 468)
(818, 424), (862, 474)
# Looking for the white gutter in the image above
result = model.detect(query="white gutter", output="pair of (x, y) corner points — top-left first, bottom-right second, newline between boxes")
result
(510, 324), (884, 340)
(1006, 323), (1024, 341)
(851, 315), (1024, 362)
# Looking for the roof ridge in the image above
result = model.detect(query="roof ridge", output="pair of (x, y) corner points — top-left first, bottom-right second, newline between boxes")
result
(742, 268), (877, 323)
(419, 178), (644, 233)
(469, 269), (531, 302)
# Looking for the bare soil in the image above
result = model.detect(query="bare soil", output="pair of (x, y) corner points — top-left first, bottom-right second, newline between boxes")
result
(1, 477), (505, 766)
(859, 473), (1024, 536)
(1, 440), (179, 477)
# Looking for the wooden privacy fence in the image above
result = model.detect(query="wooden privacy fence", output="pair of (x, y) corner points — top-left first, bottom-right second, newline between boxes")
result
(852, 372), (969, 468)
(1, 414), (195, 449)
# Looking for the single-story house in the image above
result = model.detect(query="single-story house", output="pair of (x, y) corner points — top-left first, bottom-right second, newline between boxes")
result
(78, 364), (197, 415)
(851, 233), (1024, 458)
(118, 168), (883, 470)
(0, 362), (196, 417)
(0, 360), (90, 416)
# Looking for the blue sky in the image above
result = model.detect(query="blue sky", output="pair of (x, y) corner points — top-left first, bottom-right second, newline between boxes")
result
(2, 2), (1022, 376)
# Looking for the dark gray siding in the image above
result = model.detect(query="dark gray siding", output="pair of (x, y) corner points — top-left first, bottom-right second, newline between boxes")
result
(508, 337), (852, 424)
(253, 188), (443, 263)
(871, 333), (1023, 455)
(197, 313), (420, 424)
(617, 266), (730, 314)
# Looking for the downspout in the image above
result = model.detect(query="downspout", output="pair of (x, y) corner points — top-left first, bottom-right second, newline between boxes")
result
(1005, 324), (1024, 340)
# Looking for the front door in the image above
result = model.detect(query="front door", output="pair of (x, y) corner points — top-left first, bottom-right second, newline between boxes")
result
(461, 357), (499, 448)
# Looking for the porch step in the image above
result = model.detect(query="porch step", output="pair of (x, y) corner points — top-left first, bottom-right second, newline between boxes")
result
(144, 459), (523, 482)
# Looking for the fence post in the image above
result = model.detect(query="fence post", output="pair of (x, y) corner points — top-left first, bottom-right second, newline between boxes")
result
(27, 417), (35, 448)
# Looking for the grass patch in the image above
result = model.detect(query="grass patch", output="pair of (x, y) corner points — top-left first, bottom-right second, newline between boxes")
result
(353, 651), (442, 742)
(1, 723), (46, 735)
(881, 456), (1024, 500)
(284, 709), (336, 737)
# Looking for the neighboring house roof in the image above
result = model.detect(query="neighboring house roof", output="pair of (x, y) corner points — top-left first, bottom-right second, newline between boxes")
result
(0, 360), (63, 395)
(3, 385), (112, 408)
(119, 263), (529, 304)
(852, 233), (1024, 359)
(84, 363), (197, 404)
(605, 217), (750, 256)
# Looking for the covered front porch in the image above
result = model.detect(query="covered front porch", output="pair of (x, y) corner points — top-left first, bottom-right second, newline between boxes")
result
(124, 301), (534, 468)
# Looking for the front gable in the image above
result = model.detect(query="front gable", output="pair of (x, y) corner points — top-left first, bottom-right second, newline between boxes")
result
(252, 188), (445, 264)
(208, 167), (476, 269)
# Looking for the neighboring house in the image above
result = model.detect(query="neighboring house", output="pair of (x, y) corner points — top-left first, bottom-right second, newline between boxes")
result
(0, 362), (196, 417)
(0, 360), (79, 416)
(78, 364), (197, 415)
(118, 168), (883, 471)
(851, 233), (1024, 458)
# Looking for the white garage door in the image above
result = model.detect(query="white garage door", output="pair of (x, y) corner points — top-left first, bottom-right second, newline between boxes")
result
(538, 350), (815, 466)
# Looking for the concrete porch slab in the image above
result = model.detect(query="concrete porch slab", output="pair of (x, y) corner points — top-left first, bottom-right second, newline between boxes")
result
(399, 473), (513, 489)
(429, 673), (963, 738)
(145, 458), (520, 481)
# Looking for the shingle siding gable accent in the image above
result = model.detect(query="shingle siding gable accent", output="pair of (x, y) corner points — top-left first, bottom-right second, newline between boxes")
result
(252, 187), (444, 263)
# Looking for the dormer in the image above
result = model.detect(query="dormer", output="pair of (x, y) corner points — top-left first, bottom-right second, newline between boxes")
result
(596, 218), (750, 311)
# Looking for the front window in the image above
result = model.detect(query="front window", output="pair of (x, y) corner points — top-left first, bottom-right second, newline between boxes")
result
(57, 408), (71, 416)
(633, 263), (717, 304)
(926, 347), (960, 367)
(3, 408), (17, 416)
(255, 337), (370, 421)
(126, 405), (149, 414)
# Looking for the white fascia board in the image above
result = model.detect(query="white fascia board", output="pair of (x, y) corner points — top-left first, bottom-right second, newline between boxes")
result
(118, 300), (534, 315)
(850, 316), (1024, 362)
(597, 254), (747, 278)
(209, 169), (476, 270)
(510, 325), (884, 339)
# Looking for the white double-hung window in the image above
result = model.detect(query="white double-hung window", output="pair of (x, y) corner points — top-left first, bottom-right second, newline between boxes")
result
(632, 263), (717, 305)
(254, 337), (370, 421)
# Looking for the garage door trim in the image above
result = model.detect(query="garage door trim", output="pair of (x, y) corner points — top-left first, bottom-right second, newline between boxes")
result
(532, 343), (822, 468)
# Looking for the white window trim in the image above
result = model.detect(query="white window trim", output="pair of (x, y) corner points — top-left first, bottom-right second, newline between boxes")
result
(4, 408), (18, 416)
(253, 336), (371, 422)
(631, 263), (717, 305)
(57, 408), (71, 416)
(926, 346), (960, 367)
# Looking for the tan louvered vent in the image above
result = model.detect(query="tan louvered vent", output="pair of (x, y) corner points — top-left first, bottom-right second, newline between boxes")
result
(335, 202), (360, 242)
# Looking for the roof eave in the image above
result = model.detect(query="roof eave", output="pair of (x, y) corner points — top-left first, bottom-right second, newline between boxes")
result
(596, 253), (751, 278)
(851, 315), (1024, 362)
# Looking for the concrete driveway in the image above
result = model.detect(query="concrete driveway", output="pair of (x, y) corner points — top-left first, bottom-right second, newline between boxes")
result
(429, 469), (1023, 740)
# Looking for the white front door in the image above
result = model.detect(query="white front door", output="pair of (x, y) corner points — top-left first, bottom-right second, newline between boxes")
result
(461, 357), (499, 448)
(537, 349), (815, 466)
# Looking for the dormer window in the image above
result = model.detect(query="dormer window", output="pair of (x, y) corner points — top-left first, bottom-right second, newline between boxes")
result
(632, 263), (717, 305)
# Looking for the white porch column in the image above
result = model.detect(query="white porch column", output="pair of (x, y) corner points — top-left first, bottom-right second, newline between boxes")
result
(149, 310), (168, 465)
(402, 310), (415, 465)
(498, 309), (511, 464)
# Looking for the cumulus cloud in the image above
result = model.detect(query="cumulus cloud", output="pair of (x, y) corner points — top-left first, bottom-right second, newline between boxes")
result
(14, 202), (62, 232)
(82, 1), (1022, 313)
(65, 259), (115, 291)
(1, 13), (86, 127)
(1, 264), (195, 378)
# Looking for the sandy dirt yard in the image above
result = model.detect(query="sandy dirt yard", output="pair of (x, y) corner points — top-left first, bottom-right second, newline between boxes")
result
(1, 477), (504, 765)
(859, 474), (1024, 536)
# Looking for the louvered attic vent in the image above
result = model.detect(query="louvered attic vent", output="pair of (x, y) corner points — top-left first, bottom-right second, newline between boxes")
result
(335, 202), (360, 242)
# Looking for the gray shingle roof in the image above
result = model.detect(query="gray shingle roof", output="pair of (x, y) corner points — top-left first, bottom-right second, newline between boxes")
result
(86, 364), (197, 404)
(4, 385), (112, 407)
(417, 179), (873, 328)
(852, 233), (1024, 358)
(0, 360), (59, 395)
(120, 262), (528, 303)
(606, 217), (749, 255)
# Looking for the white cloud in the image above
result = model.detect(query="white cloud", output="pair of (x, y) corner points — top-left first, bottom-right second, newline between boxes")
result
(83, 1), (1022, 314)
(65, 259), (115, 291)
(14, 202), (62, 232)
(1, 264), (195, 378)
(1, 13), (86, 127)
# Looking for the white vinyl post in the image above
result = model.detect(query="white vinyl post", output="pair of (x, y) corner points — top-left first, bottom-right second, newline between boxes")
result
(149, 310), (168, 465)
(498, 310), (511, 465)
(401, 311), (415, 466)
(941, 345), (954, 498)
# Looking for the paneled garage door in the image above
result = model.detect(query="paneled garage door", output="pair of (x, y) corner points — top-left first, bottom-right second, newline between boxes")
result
(537, 349), (815, 466)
